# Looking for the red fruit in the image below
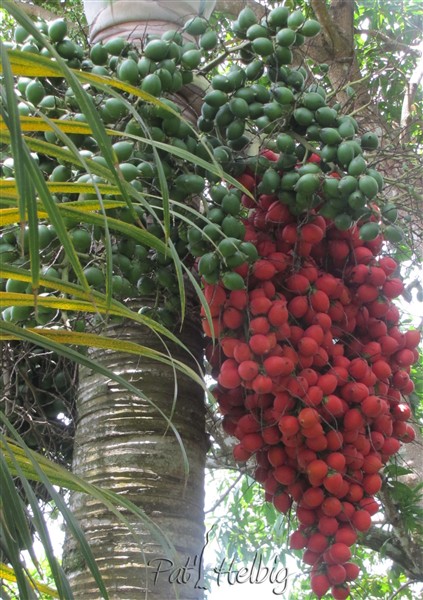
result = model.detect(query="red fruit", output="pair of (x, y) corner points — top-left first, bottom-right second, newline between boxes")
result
(307, 459), (329, 483)
(273, 491), (292, 513)
(305, 324), (325, 345)
(335, 525), (357, 546)
(298, 407), (320, 429)
(343, 408), (365, 430)
(266, 201), (291, 224)
(321, 497), (342, 517)
(325, 542), (351, 565)
(372, 359), (392, 380)
(402, 425), (416, 443)
(392, 403), (411, 421)
(341, 382), (369, 404)
(311, 574), (331, 598)
(274, 465), (296, 485)
(353, 246), (374, 264)
(202, 317), (222, 338)
(363, 473), (382, 495)
(361, 395), (384, 418)
(360, 497), (379, 515)
(328, 240), (350, 263)
(356, 283), (379, 303)
(222, 306), (244, 329)
(286, 273), (310, 294)
(310, 289), (330, 312)
(381, 437), (401, 455)
(307, 532), (329, 553)
(268, 302), (289, 326)
(344, 562), (360, 581)
(268, 446), (286, 467)
(378, 256), (398, 275)
(327, 564), (347, 585)
(297, 506), (317, 525)
(404, 329), (421, 349)
(228, 289), (248, 310)
(278, 415), (300, 436)
(237, 172), (256, 192)
(326, 452), (346, 472)
(331, 584), (350, 600)
(304, 386), (324, 407)
(298, 336), (319, 357)
(352, 509), (372, 532)
(241, 432), (264, 453)
(236, 414), (260, 434)
(318, 516), (339, 536)
(218, 367), (241, 389)
(233, 342), (253, 363)
(268, 251), (290, 273)
(253, 259), (277, 281)
(324, 473), (344, 495)
(252, 374), (273, 394)
(204, 283), (226, 314)
(262, 356), (291, 377)
(303, 549), (321, 565)
(233, 444), (251, 461)
(220, 337), (240, 358)
(301, 222), (325, 243)
(302, 487), (325, 509)
(395, 348), (416, 367)
(238, 360), (260, 382)
(383, 278), (404, 299)
(362, 453), (383, 474)
(248, 296), (271, 316)
(249, 316), (270, 335)
(323, 395), (345, 419)
(290, 530), (307, 550)
(326, 430), (344, 451)
(317, 373), (338, 395)
(249, 334), (271, 355)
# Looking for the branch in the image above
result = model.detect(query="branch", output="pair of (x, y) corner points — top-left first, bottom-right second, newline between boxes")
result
(215, 0), (265, 19)
(401, 40), (423, 141)
(358, 29), (423, 55)
(309, 0), (347, 55)
(12, 0), (58, 22)
(361, 526), (423, 581)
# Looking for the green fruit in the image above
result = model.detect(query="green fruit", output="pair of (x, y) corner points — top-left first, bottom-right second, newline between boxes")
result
(323, 177), (340, 198)
(286, 70), (305, 90)
(287, 10), (305, 30)
(348, 191), (366, 210)
(222, 272), (245, 291)
(281, 171), (300, 190)
(334, 213), (353, 231)
(238, 6), (257, 30)
(38, 224), (54, 249)
(293, 107), (314, 127)
(56, 40), (77, 59)
(14, 24), (30, 44)
(361, 132), (379, 150)
(359, 175), (379, 199)
(245, 59), (264, 80)
(302, 91), (325, 111)
(239, 242), (258, 262)
(225, 251), (247, 269)
(212, 74), (234, 93)
(366, 168), (384, 191)
(0, 244), (17, 263)
(226, 119), (245, 141)
(276, 28), (296, 47)
(268, 6), (289, 28)
(222, 193), (241, 215)
(295, 173), (320, 195)
(48, 19), (67, 43)
(273, 46), (293, 65)
(260, 168), (281, 194)
(264, 101), (285, 120)
(104, 97), (128, 120)
(252, 37), (274, 56)
(6, 278), (29, 293)
(198, 252), (220, 276)
(301, 19), (321, 37)
(113, 141), (134, 162)
(181, 49), (202, 69)
(229, 97), (250, 118)
(338, 119), (356, 139)
(338, 175), (358, 197)
(118, 58), (139, 84)
(348, 155), (367, 177)
(119, 163), (138, 182)
(90, 43), (108, 65)
(298, 163), (321, 176)
(315, 106), (338, 126)
(320, 127), (342, 146)
(25, 80), (45, 105)
(105, 37), (127, 56)
(384, 225), (403, 243)
(71, 228), (91, 253)
(49, 165), (71, 182)
(247, 24), (269, 40)
(11, 305), (33, 322)
(337, 142), (355, 166)
(382, 203), (398, 223)
(359, 222), (380, 241)
(175, 174), (205, 194)
(204, 89), (228, 108)
(21, 42), (40, 54)
(320, 145), (337, 163)
(184, 16), (208, 35)
(200, 30), (218, 50)
(276, 133), (295, 153)
(141, 73), (162, 96)
(222, 216), (245, 239)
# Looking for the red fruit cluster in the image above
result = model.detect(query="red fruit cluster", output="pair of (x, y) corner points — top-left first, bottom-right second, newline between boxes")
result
(202, 163), (419, 599)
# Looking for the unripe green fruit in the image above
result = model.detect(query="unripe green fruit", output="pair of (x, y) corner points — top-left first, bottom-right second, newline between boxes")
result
(48, 19), (67, 43)
(276, 28), (296, 47)
(25, 80), (45, 105)
(287, 10), (305, 30)
(141, 73), (162, 96)
(118, 58), (139, 84)
(222, 272), (245, 290)
(90, 43), (108, 65)
(238, 6), (258, 31)
(184, 16), (208, 35)
(268, 6), (289, 28)
(300, 19), (321, 37)
(361, 132), (379, 150)
(359, 175), (379, 199)
(200, 30), (218, 50)
(359, 222), (380, 241)
(105, 37), (127, 56)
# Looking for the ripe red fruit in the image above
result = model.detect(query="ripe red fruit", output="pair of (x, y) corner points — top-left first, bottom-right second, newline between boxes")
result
(318, 373), (338, 395)
(324, 473), (344, 495)
(252, 374), (273, 394)
(249, 334), (271, 355)
(273, 491), (292, 513)
(298, 407), (320, 428)
(218, 367), (241, 389)
(302, 487), (325, 509)
(253, 259), (277, 280)
(301, 223), (325, 243)
(310, 289), (330, 312)
(331, 584), (350, 600)
(352, 509), (372, 532)
(278, 415), (300, 436)
(268, 302), (289, 326)
(233, 342), (253, 363)
(383, 278), (404, 298)
(298, 336), (319, 357)
(344, 562), (360, 581)
(325, 542), (351, 565)
(318, 516), (339, 536)
(233, 444), (251, 461)
(307, 459), (328, 484)
(264, 355), (293, 377)
(241, 432), (264, 453)
(274, 465), (296, 485)
(327, 564), (347, 585)
(343, 408), (364, 430)
(238, 360), (260, 382)
(363, 473), (382, 495)
(321, 496), (342, 517)
(307, 532), (329, 553)
(286, 273), (310, 294)
(311, 573), (331, 598)
(290, 530), (307, 550)
(222, 306), (244, 329)
(335, 525), (357, 546)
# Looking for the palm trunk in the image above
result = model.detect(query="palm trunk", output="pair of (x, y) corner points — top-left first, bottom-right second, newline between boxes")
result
(63, 318), (207, 599)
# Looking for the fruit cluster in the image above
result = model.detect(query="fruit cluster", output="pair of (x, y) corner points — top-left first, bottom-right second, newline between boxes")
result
(200, 154), (419, 598)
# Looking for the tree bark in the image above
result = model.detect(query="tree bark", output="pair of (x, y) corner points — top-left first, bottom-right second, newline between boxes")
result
(63, 317), (207, 599)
